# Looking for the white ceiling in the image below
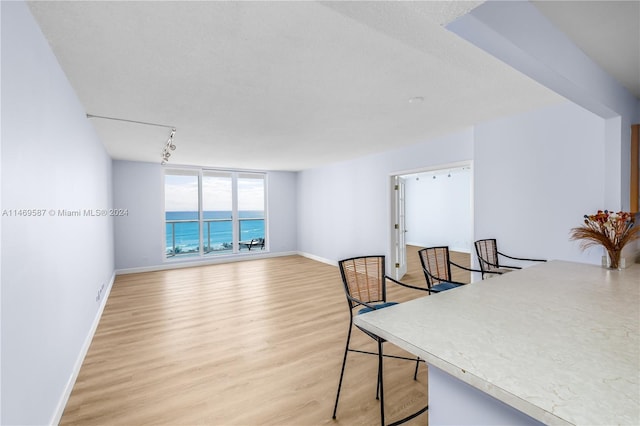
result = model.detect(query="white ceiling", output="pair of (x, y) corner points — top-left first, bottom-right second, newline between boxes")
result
(533, 0), (639, 100)
(26, 1), (638, 172)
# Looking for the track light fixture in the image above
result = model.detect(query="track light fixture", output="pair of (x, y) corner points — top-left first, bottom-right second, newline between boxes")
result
(86, 113), (177, 165)
(161, 128), (177, 165)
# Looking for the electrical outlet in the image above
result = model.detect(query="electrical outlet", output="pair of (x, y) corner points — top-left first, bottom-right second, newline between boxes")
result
(96, 282), (106, 302)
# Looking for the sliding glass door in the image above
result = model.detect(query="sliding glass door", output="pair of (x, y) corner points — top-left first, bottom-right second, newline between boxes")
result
(165, 169), (266, 258)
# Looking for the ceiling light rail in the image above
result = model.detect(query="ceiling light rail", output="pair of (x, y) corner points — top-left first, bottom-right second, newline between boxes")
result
(85, 113), (177, 165)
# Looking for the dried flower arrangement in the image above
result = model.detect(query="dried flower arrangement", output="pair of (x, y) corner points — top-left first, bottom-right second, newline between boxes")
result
(569, 210), (639, 269)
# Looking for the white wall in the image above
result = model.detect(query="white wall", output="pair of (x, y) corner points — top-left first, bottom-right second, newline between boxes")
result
(113, 160), (298, 272)
(474, 102), (605, 266)
(267, 169), (298, 253)
(405, 168), (472, 252)
(113, 161), (164, 270)
(1, 2), (115, 424)
(297, 129), (474, 264)
(297, 0), (638, 270)
(448, 0), (639, 211)
(297, 101), (609, 269)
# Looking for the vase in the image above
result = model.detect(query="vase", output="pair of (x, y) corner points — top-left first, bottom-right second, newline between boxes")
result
(606, 249), (622, 270)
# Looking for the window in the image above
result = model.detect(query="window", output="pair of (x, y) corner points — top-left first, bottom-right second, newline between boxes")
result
(202, 171), (233, 254)
(165, 169), (266, 258)
(165, 170), (200, 257)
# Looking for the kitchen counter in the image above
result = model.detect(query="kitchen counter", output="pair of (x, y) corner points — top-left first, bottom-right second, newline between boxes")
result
(354, 260), (640, 425)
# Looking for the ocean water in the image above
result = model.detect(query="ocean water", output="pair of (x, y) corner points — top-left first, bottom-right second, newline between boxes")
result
(166, 211), (264, 255)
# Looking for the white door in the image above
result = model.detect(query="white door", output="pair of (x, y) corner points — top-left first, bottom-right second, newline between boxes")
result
(393, 176), (407, 279)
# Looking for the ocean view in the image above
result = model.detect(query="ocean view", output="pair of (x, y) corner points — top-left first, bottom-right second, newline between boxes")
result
(166, 210), (265, 255)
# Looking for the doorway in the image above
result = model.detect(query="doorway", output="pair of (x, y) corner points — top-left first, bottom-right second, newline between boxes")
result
(390, 162), (473, 280)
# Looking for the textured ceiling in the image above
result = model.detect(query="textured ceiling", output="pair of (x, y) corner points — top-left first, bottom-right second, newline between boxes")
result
(26, 1), (633, 171)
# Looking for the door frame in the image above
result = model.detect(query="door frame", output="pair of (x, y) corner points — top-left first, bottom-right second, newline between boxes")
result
(389, 161), (474, 280)
(391, 175), (408, 279)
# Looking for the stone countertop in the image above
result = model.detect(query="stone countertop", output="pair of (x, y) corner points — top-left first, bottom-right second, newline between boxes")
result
(354, 260), (640, 425)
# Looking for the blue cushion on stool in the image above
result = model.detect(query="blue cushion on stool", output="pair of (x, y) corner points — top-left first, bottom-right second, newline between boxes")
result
(358, 301), (398, 315)
(430, 282), (462, 292)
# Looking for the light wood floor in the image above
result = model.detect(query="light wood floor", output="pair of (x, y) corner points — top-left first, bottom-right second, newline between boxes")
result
(61, 247), (470, 425)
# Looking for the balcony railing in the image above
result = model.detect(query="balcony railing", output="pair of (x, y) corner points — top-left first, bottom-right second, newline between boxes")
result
(166, 217), (264, 257)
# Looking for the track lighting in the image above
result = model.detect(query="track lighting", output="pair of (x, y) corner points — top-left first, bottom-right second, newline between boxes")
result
(86, 113), (177, 165)
(161, 128), (177, 165)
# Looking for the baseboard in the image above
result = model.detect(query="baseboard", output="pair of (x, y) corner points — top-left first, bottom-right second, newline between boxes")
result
(297, 251), (338, 267)
(116, 250), (299, 275)
(50, 270), (117, 425)
(450, 247), (471, 254)
(407, 242), (471, 254)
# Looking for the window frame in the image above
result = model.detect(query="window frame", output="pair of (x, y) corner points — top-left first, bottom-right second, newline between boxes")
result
(163, 167), (267, 261)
